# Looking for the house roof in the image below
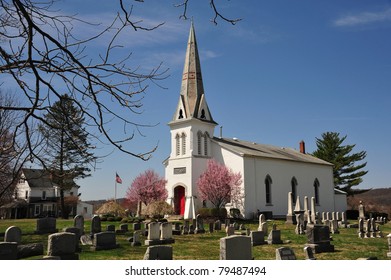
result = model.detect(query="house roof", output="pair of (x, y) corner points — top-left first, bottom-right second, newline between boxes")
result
(212, 137), (333, 166)
(22, 168), (78, 189)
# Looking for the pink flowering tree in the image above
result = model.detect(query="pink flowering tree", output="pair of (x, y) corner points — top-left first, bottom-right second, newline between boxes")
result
(197, 159), (242, 209)
(125, 169), (168, 216)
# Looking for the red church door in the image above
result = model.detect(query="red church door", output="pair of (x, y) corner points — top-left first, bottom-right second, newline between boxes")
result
(174, 186), (185, 215)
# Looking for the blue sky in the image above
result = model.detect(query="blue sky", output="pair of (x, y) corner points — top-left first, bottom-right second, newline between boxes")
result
(35, 1), (391, 200)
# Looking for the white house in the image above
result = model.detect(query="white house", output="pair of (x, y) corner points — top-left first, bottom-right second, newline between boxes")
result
(164, 23), (346, 220)
(7, 168), (92, 218)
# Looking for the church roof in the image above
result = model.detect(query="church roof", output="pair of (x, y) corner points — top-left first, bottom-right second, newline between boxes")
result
(171, 22), (216, 124)
(212, 137), (333, 166)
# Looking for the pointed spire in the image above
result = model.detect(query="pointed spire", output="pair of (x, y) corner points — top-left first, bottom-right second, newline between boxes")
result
(171, 22), (216, 124)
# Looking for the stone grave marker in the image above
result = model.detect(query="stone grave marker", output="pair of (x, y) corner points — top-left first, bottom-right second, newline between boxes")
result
(143, 245), (173, 260)
(35, 217), (58, 234)
(116, 223), (128, 234)
(267, 224), (283, 244)
(133, 222), (141, 231)
(276, 247), (296, 260)
(4, 226), (22, 244)
(250, 231), (266, 246)
(214, 220), (222, 231)
(73, 215), (84, 235)
(160, 222), (174, 244)
(63, 227), (81, 252)
(304, 246), (316, 260)
(90, 215), (102, 235)
(195, 214), (205, 234)
(46, 232), (78, 260)
(286, 191), (296, 224)
(305, 224), (335, 253)
(220, 235), (252, 260)
(92, 232), (118, 251)
(225, 225), (235, 236)
(131, 231), (141, 247)
(358, 201), (366, 219)
(0, 242), (18, 260)
(106, 224), (115, 232)
(145, 222), (161, 246)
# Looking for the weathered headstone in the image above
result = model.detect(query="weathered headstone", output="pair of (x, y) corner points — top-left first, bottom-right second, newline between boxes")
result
(310, 197), (317, 225)
(358, 201), (366, 219)
(220, 235), (252, 260)
(47, 232), (78, 260)
(63, 227), (81, 251)
(258, 214), (265, 231)
(90, 215), (101, 235)
(365, 219), (371, 238)
(73, 215), (84, 235)
(131, 231), (141, 247)
(143, 245), (173, 260)
(303, 196), (309, 222)
(304, 246), (316, 260)
(92, 232), (118, 251)
(267, 224), (283, 244)
(35, 217), (57, 234)
(209, 222), (214, 233)
(4, 226), (22, 244)
(16, 243), (44, 259)
(116, 223), (129, 234)
(276, 247), (296, 260)
(214, 220), (222, 231)
(250, 231), (266, 246)
(286, 191), (296, 224)
(0, 242), (18, 260)
(106, 224), (115, 232)
(330, 219), (339, 234)
(145, 222), (161, 246)
(160, 222), (174, 244)
(305, 225), (334, 253)
(226, 225), (235, 236)
(133, 222), (141, 231)
(358, 218), (365, 238)
(195, 214), (205, 234)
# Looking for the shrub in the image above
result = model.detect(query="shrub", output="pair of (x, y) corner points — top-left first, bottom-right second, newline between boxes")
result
(197, 207), (227, 220)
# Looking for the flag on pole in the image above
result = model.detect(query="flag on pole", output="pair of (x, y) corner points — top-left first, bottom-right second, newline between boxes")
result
(115, 172), (122, 184)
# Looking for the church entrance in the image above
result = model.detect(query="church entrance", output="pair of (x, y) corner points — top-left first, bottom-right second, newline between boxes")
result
(174, 186), (185, 215)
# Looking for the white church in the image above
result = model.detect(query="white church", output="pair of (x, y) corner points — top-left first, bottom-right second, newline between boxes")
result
(164, 23), (347, 220)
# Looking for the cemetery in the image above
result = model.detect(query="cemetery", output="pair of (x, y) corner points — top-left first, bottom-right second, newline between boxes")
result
(0, 206), (390, 260)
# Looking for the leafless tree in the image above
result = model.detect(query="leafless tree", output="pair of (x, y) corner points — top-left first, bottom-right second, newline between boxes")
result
(0, 0), (240, 198)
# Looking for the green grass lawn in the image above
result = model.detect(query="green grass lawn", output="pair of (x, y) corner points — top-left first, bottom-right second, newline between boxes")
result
(1, 218), (390, 260)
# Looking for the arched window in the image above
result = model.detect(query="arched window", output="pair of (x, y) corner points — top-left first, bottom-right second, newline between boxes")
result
(265, 175), (272, 205)
(314, 178), (320, 205)
(204, 132), (209, 156)
(178, 109), (184, 119)
(175, 134), (180, 156)
(197, 131), (202, 155)
(181, 132), (186, 155)
(200, 109), (206, 119)
(291, 177), (298, 202)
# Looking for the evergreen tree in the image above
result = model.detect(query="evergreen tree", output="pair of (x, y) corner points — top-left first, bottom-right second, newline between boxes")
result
(39, 94), (96, 218)
(312, 132), (368, 195)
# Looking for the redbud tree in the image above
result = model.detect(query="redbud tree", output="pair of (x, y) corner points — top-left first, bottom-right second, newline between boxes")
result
(197, 159), (242, 209)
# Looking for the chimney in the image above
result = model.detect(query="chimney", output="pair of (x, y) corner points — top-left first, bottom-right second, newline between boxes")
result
(299, 140), (306, 154)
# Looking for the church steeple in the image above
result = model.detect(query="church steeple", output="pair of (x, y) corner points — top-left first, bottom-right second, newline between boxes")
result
(172, 22), (216, 124)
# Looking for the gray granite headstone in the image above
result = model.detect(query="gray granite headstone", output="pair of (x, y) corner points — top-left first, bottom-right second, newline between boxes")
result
(276, 247), (296, 260)
(305, 224), (334, 253)
(47, 232), (78, 260)
(220, 235), (252, 260)
(143, 245), (173, 260)
(92, 232), (118, 251)
(250, 231), (266, 246)
(4, 226), (22, 244)
(91, 215), (102, 235)
(35, 217), (57, 234)
(73, 215), (85, 235)
(0, 242), (18, 260)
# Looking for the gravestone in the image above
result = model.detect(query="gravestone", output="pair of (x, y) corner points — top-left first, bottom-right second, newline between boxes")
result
(310, 197), (317, 225)
(220, 235), (252, 260)
(90, 215), (102, 235)
(226, 225), (235, 236)
(304, 246), (316, 260)
(16, 243), (44, 259)
(195, 214), (205, 234)
(276, 247), (296, 260)
(133, 222), (141, 231)
(305, 225), (334, 253)
(73, 215), (84, 235)
(358, 218), (365, 238)
(116, 223), (128, 234)
(173, 223), (181, 235)
(106, 224), (115, 232)
(63, 227), (81, 251)
(35, 217), (57, 234)
(370, 218), (376, 238)
(182, 220), (190, 235)
(160, 222), (174, 244)
(267, 224), (283, 244)
(214, 220), (222, 231)
(209, 222), (214, 233)
(92, 232), (118, 251)
(303, 196), (309, 222)
(358, 201), (366, 219)
(340, 212), (348, 228)
(365, 219), (371, 238)
(330, 220), (339, 234)
(47, 232), (78, 260)
(0, 242), (18, 260)
(286, 191), (296, 224)
(131, 231), (141, 247)
(387, 234), (391, 258)
(257, 214), (265, 231)
(145, 222), (161, 246)
(143, 245), (173, 260)
(250, 231), (266, 246)
(4, 226), (22, 244)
